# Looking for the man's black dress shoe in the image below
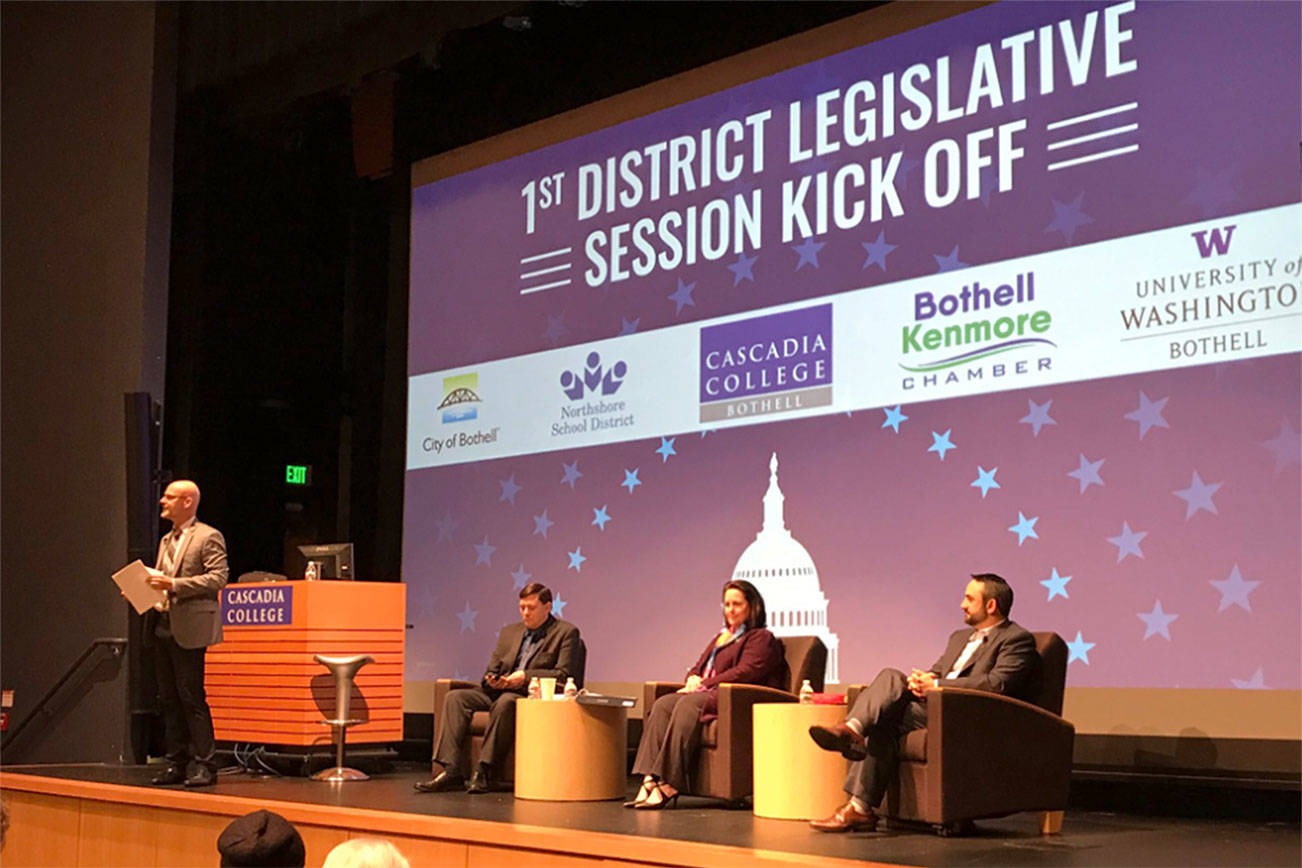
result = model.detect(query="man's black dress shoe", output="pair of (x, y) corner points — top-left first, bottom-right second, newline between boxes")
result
(184, 764), (216, 787)
(466, 765), (491, 794)
(809, 723), (868, 761)
(413, 769), (463, 793)
(150, 765), (186, 786)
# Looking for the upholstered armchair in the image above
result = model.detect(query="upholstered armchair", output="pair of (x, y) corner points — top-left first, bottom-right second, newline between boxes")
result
(641, 635), (827, 803)
(847, 631), (1074, 834)
(432, 638), (587, 781)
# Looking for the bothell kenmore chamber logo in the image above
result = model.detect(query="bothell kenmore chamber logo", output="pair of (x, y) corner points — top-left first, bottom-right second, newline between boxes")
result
(552, 351), (634, 437)
(899, 270), (1056, 391)
(699, 304), (832, 423)
(438, 372), (481, 423)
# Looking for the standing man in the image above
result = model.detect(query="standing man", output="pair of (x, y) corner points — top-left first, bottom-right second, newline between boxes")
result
(414, 582), (584, 794)
(808, 573), (1040, 832)
(146, 479), (229, 787)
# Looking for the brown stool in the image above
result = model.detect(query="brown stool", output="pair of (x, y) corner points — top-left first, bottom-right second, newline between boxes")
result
(312, 653), (374, 781)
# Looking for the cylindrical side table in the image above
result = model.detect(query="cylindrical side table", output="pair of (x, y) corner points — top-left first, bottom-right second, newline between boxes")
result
(514, 699), (628, 801)
(753, 703), (850, 820)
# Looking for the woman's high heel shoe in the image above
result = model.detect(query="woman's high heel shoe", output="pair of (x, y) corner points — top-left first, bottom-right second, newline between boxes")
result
(624, 778), (656, 808)
(634, 785), (680, 810)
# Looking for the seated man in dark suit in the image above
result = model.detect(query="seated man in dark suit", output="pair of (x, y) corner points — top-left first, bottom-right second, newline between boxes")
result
(414, 582), (583, 794)
(808, 573), (1040, 832)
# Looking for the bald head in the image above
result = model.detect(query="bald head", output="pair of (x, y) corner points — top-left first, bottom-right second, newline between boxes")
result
(160, 479), (201, 527)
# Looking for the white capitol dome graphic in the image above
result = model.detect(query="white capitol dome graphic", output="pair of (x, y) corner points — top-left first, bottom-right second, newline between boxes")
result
(730, 452), (840, 682)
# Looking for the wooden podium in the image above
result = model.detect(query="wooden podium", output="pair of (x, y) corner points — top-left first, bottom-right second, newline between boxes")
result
(205, 580), (405, 747)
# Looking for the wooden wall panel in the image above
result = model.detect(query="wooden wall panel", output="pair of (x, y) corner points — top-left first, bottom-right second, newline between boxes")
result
(76, 799), (158, 867)
(0, 790), (81, 868)
(369, 831), (469, 866)
(148, 807), (229, 868)
(296, 823), (351, 868)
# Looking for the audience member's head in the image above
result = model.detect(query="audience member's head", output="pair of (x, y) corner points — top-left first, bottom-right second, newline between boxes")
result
(217, 809), (306, 867)
(321, 838), (410, 868)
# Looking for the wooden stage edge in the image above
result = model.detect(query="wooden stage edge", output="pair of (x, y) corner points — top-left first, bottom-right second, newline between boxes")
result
(0, 771), (902, 868)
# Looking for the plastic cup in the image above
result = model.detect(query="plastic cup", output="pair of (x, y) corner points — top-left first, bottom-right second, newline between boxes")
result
(538, 676), (557, 699)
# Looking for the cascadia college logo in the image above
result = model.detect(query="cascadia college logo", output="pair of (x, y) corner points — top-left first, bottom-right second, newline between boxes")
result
(899, 271), (1055, 391)
(699, 304), (833, 422)
(552, 351), (635, 438)
(438, 372), (481, 423)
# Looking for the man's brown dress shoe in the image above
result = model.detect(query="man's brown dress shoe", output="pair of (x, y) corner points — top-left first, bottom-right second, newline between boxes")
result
(413, 768), (463, 793)
(810, 801), (878, 833)
(809, 722), (868, 761)
(150, 765), (186, 786)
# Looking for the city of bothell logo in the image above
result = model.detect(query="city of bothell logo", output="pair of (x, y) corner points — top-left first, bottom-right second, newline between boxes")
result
(438, 372), (481, 423)
(699, 304), (832, 423)
(553, 351), (634, 437)
(899, 271), (1055, 388)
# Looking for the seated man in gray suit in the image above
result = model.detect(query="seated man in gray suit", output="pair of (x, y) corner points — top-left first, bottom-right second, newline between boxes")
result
(414, 582), (583, 794)
(808, 573), (1040, 832)
(145, 479), (229, 787)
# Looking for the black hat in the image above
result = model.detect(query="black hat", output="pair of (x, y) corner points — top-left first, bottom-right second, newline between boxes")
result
(217, 810), (306, 867)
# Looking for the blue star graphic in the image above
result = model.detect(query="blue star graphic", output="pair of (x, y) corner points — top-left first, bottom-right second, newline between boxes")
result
(457, 602), (478, 633)
(895, 153), (922, 190)
(933, 245), (969, 273)
(668, 278), (696, 314)
(655, 436), (677, 462)
(567, 546), (587, 572)
(1008, 511), (1039, 546)
(1066, 631), (1095, 665)
(971, 466), (1000, 498)
(591, 505), (611, 530)
(1231, 667), (1267, 690)
(1044, 192), (1095, 243)
(560, 460), (582, 489)
(1067, 454), (1105, 493)
(498, 475), (523, 505)
(1173, 470), (1222, 520)
(1124, 391), (1170, 439)
(1210, 563), (1259, 613)
(882, 405), (908, 433)
(1262, 419), (1300, 474)
(1020, 398), (1057, 437)
(1138, 599), (1179, 641)
(861, 230), (897, 271)
(1183, 167), (1239, 217)
(621, 468), (642, 493)
(473, 536), (497, 566)
(792, 236), (826, 270)
(928, 429), (956, 460)
(532, 509), (554, 539)
(551, 593), (568, 618)
(619, 317), (640, 336)
(727, 251), (758, 285)
(510, 564), (532, 591)
(543, 313), (568, 344)
(1041, 568), (1072, 601)
(1106, 521), (1147, 562)
(435, 510), (459, 544)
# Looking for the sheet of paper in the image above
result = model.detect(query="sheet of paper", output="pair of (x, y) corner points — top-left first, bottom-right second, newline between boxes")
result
(112, 559), (166, 615)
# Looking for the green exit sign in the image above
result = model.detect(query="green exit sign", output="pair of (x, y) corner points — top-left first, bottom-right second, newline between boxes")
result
(285, 464), (312, 485)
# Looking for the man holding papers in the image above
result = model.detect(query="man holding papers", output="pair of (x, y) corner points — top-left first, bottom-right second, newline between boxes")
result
(145, 479), (228, 787)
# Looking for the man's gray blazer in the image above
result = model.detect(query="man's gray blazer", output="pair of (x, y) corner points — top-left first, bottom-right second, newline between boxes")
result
(156, 521), (229, 649)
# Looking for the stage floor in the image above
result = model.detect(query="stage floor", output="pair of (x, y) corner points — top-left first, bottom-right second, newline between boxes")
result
(3, 761), (1299, 867)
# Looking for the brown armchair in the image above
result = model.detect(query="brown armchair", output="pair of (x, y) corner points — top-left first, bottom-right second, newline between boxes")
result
(847, 631), (1074, 834)
(432, 638), (587, 782)
(641, 635), (827, 802)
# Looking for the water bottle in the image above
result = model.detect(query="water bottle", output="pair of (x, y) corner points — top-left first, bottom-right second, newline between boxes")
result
(527, 676), (540, 699)
(563, 677), (578, 700)
(799, 679), (814, 704)
(304, 561), (319, 581)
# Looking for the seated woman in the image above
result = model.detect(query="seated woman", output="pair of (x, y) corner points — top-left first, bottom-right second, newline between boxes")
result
(627, 579), (784, 809)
